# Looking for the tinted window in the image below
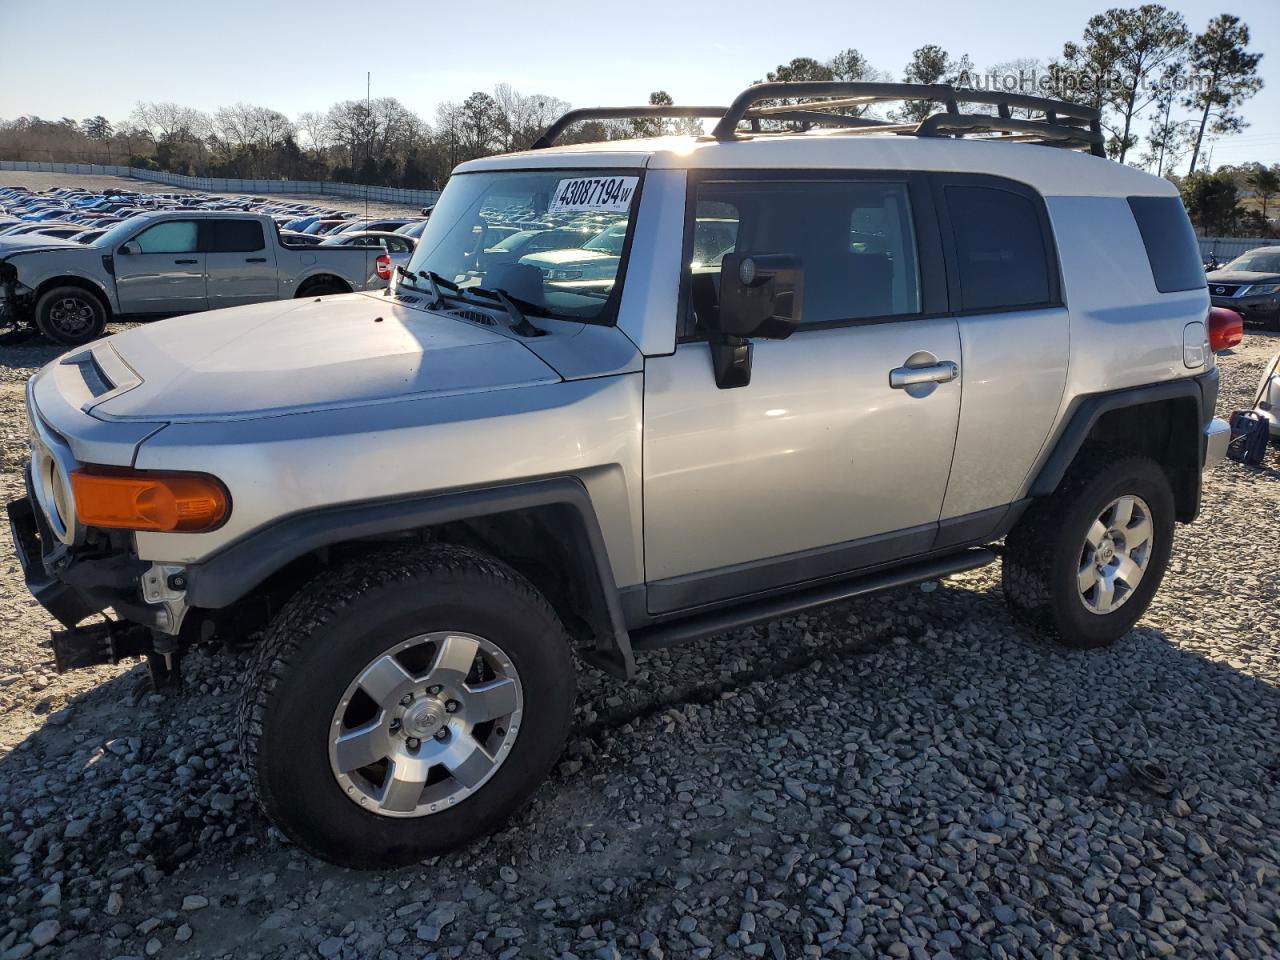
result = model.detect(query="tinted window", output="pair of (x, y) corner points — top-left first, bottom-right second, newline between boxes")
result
(1128, 196), (1208, 293)
(689, 180), (921, 329)
(203, 219), (265, 253)
(944, 186), (1051, 311)
(133, 220), (198, 254)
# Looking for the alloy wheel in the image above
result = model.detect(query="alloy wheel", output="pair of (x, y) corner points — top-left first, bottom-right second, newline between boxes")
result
(1077, 494), (1154, 615)
(328, 631), (523, 817)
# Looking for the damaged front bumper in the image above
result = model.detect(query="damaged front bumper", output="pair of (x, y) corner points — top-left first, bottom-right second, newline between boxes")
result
(8, 465), (171, 672)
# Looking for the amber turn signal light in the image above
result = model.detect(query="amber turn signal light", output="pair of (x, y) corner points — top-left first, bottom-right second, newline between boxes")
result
(71, 468), (229, 533)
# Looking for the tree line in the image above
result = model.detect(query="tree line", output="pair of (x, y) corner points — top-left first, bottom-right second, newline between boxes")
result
(0, 6), (1267, 234)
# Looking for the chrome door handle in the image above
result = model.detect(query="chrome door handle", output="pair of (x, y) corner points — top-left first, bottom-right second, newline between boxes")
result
(889, 360), (959, 389)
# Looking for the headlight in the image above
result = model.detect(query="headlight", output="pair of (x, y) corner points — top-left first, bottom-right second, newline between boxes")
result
(71, 468), (230, 532)
(1247, 283), (1280, 295)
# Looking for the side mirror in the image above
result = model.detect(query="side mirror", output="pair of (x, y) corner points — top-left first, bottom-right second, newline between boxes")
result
(119, 241), (141, 256)
(706, 253), (804, 389)
(717, 253), (803, 340)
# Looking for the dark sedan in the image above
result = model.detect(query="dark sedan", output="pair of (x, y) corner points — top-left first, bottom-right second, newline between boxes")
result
(1207, 246), (1280, 330)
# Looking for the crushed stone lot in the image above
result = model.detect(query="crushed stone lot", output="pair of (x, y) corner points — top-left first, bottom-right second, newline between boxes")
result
(0, 327), (1277, 960)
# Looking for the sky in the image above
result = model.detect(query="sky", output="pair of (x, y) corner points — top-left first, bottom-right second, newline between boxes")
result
(1, 0), (1277, 170)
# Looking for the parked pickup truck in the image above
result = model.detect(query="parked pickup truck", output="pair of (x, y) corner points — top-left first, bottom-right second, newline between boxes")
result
(0, 211), (391, 344)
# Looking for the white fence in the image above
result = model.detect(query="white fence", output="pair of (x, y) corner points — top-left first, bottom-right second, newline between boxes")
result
(0, 160), (440, 207)
(1198, 235), (1275, 261)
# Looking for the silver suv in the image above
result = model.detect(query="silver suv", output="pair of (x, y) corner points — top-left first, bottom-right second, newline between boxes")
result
(8, 83), (1230, 868)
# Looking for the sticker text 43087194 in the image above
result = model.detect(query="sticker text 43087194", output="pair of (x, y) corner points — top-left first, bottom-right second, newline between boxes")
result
(548, 176), (638, 214)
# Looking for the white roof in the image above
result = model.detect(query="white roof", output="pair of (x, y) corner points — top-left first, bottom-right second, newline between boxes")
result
(456, 131), (1178, 199)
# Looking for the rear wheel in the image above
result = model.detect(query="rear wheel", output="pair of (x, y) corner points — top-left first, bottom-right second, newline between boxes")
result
(1002, 449), (1175, 649)
(237, 545), (575, 868)
(34, 285), (107, 345)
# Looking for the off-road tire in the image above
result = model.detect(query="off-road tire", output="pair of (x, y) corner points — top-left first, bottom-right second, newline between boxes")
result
(1001, 447), (1175, 649)
(237, 544), (575, 868)
(34, 285), (107, 346)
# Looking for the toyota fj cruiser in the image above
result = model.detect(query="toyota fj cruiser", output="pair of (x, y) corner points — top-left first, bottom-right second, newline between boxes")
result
(8, 82), (1230, 867)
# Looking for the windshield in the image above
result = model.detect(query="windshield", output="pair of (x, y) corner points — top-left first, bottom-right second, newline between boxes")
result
(403, 168), (641, 323)
(1225, 251), (1280, 274)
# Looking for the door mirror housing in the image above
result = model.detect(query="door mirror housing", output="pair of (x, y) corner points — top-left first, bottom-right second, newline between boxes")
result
(716, 253), (803, 340)
(119, 241), (141, 256)
(705, 254), (803, 389)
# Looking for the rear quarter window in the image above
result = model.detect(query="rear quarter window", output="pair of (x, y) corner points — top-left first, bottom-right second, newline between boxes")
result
(943, 185), (1053, 312)
(1127, 196), (1205, 293)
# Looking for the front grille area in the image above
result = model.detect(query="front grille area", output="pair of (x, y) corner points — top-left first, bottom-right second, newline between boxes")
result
(1210, 283), (1243, 297)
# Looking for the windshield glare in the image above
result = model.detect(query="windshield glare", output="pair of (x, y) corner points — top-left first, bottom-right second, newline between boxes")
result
(403, 169), (640, 322)
(1226, 251), (1280, 274)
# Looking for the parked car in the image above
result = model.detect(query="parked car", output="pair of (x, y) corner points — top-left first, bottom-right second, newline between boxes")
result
(481, 226), (596, 267)
(334, 218), (416, 234)
(321, 230), (415, 279)
(394, 219), (430, 239)
(1207, 246), (1280, 330)
(0, 211), (389, 344)
(5, 82), (1230, 870)
(279, 230), (324, 246)
(301, 219), (349, 236)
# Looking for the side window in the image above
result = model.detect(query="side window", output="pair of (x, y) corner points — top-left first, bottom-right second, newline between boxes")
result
(684, 179), (921, 335)
(133, 220), (198, 254)
(1127, 196), (1205, 293)
(204, 219), (265, 253)
(943, 185), (1051, 311)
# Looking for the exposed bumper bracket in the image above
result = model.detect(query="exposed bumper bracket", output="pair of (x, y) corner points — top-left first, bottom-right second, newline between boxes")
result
(50, 620), (153, 673)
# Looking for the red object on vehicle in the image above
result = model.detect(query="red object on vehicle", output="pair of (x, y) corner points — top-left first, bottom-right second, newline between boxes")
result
(375, 253), (392, 281)
(1208, 306), (1243, 353)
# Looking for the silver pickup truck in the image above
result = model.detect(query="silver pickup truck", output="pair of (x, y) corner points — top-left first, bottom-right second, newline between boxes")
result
(0, 211), (389, 344)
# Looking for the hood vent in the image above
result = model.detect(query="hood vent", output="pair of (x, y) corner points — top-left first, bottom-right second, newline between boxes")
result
(445, 307), (499, 327)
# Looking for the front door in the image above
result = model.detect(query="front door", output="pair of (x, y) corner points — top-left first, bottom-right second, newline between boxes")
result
(203, 219), (278, 308)
(642, 174), (962, 613)
(114, 219), (207, 314)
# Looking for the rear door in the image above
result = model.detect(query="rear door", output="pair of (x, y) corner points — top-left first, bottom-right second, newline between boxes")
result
(929, 176), (1071, 543)
(113, 219), (207, 315)
(202, 219), (278, 309)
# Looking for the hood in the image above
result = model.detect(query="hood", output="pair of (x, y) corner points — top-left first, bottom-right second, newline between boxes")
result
(89, 293), (560, 422)
(1206, 271), (1280, 285)
(0, 238), (86, 257)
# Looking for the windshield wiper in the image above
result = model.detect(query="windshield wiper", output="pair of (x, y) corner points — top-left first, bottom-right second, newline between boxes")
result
(488, 288), (541, 337)
(398, 268), (456, 311)
(463, 285), (550, 336)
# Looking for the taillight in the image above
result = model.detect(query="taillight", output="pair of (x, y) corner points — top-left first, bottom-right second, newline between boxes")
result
(71, 468), (229, 532)
(376, 254), (392, 281)
(1208, 306), (1243, 352)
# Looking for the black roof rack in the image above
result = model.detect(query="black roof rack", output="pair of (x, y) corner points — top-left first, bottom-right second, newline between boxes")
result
(531, 81), (1106, 158)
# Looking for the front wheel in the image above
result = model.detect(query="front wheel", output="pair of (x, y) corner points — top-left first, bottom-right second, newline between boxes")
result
(34, 285), (107, 345)
(1002, 449), (1175, 649)
(237, 545), (576, 868)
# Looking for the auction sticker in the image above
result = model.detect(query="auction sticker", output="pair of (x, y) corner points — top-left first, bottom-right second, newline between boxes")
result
(548, 176), (638, 213)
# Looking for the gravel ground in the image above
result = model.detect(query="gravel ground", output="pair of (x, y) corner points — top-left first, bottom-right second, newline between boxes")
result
(0, 328), (1277, 960)
(0, 172), (424, 218)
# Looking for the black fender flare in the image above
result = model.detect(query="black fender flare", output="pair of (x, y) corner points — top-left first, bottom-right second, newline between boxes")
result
(183, 476), (635, 677)
(1028, 369), (1217, 520)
